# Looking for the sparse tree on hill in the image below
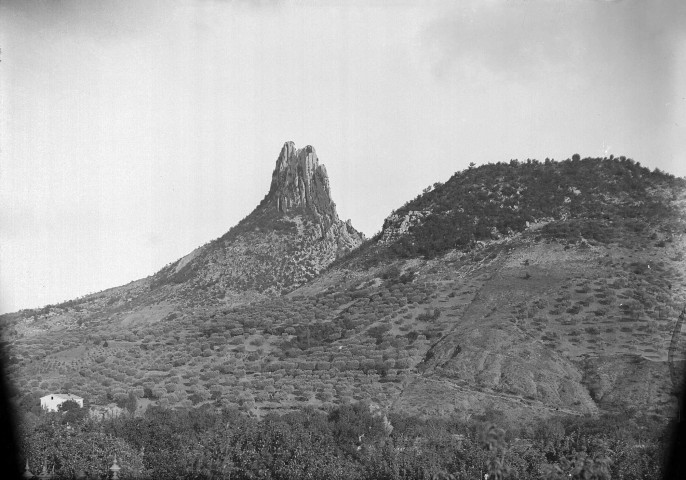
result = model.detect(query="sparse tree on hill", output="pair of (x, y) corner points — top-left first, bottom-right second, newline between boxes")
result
(125, 391), (138, 416)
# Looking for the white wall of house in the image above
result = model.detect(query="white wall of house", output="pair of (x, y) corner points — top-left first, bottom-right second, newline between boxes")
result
(40, 394), (84, 412)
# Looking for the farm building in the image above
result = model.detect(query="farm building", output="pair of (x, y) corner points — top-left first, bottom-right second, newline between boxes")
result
(40, 393), (83, 412)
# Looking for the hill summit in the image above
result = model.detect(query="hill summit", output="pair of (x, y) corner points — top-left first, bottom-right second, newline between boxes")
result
(3, 142), (365, 326)
(267, 142), (336, 222)
(149, 141), (365, 303)
(256, 142), (360, 245)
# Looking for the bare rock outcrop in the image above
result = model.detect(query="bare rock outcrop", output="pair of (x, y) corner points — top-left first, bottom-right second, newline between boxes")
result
(379, 210), (430, 244)
(267, 142), (336, 222)
(150, 141), (365, 301)
(260, 141), (365, 246)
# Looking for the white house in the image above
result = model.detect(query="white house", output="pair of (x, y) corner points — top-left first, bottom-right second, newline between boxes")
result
(40, 393), (84, 412)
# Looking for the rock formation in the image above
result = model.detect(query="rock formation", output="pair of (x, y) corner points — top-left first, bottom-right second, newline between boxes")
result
(260, 142), (361, 244)
(148, 141), (365, 301)
(379, 210), (430, 244)
(267, 143), (336, 221)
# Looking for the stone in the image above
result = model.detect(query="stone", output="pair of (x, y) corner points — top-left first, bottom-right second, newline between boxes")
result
(147, 141), (365, 300)
(261, 142), (361, 243)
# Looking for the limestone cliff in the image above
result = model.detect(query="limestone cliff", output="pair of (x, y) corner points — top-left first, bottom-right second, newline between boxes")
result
(256, 141), (364, 253)
(267, 142), (336, 222)
(148, 142), (365, 303)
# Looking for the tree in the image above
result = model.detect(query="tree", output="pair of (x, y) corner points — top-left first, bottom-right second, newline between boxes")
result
(542, 453), (612, 480)
(18, 392), (44, 417)
(328, 402), (389, 455)
(60, 401), (88, 424)
(57, 400), (80, 413)
(481, 423), (512, 480)
(125, 391), (138, 416)
(20, 417), (146, 479)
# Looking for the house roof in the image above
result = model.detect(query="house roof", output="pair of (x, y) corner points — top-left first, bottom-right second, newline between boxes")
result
(40, 393), (83, 401)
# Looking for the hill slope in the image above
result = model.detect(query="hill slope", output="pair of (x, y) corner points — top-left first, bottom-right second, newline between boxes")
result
(1, 141), (363, 345)
(3, 155), (686, 423)
(149, 141), (363, 301)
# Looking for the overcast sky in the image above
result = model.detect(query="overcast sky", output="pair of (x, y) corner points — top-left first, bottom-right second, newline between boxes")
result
(1, 0), (685, 313)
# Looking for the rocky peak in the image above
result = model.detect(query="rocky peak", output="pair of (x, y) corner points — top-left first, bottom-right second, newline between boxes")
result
(266, 142), (338, 221)
(260, 141), (349, 239)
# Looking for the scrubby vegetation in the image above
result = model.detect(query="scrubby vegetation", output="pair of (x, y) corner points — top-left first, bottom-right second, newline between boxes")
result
(16, 401), (672, 480)
(3, 154), (686, 479)
(5, 276), (442, 413)
(386, 157), (685, 259)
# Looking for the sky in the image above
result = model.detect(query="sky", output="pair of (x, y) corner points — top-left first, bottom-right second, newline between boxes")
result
(1, 0), (685, 313)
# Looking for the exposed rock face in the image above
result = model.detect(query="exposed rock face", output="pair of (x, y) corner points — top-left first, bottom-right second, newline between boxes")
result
(260, 142), (365, 248)
(267, 143), (336, 220)
(379, 210), (430, 244)
(149, 141), (365, 302)
(262, 142), (356, 240)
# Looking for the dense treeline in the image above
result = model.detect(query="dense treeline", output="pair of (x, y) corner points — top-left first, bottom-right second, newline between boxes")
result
(387, 156), (685, 259)
(17, 401), (671, 479)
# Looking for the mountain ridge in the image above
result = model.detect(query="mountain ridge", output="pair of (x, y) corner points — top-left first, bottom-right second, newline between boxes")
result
(150, 141), (364, 295)
(2, 152), (685, 426)
(2, 142), (364, 326)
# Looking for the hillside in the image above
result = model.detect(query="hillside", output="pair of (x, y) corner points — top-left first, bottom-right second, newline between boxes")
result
(358, 155), (683, 260)
(1, 142), (364, 336)
(3, 154), (686, 426)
